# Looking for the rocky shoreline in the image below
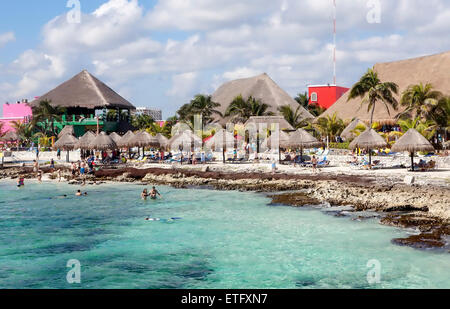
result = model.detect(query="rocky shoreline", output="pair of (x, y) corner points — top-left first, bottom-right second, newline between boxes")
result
(1, 165), (449, 251)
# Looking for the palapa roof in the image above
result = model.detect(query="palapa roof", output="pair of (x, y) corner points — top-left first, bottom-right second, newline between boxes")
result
(322, 51), (450, 124)
(77, 131), (96, 150)
(212, 73), (314, 124)
(88, 132), (117, 150)
(30, 70), (135, 110)
(1, 131), (20, 142)
(169, 131), (202, 150)
(245, 116), (294, 131)
(205, 129), (235, 150)
(391, 129), (434, 153)
(267, 130), (291, 148)
(349, 129), (387, 150)
(156, 134), (169, 148)
(58, 125), (74, 138)
(54, 134), (78, 150)
(286, 129), (322, 148)
(117, 130), (135, 148)
(340, 119), (366, 141)
(109, 132), (122, 144)
(127, 131), (159, 148)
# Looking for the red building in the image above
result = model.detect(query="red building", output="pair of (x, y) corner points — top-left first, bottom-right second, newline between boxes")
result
(308, 85), (349, 109)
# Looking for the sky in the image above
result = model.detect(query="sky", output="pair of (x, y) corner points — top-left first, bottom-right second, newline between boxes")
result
(0, 0), (449, 119)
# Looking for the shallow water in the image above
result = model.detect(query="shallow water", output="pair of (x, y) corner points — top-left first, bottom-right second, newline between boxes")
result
(0, 181), (448, 289)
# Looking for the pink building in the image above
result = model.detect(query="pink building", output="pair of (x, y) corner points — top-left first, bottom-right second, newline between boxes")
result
(0, 100), (33, 134)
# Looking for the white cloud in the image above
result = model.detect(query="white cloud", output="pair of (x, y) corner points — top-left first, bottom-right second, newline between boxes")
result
(166, 72), (198, 98)
(0, 32), (15, 48)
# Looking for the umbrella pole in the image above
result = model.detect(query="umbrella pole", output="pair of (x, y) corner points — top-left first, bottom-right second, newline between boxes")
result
(279, 146), (281, 163)
(369, 148), (372, 166)
(411, 152), (414, 172)
(66, 150), (69, 163)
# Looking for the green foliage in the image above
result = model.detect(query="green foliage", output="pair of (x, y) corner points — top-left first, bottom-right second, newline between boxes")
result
(225, 95), (274, 123)
(398, 117), (436, 140)
(11, 121), (35, 144)
(329, 142), (350, 149)
(348, 68), (399, 125)
(278, 105), (311, 129)
(313, 112), (345, 140)
(32, 100), (65, 136)
(399, 83), (443, 121)
(294, 91), (325, 116)
(131, 114), (154, 130)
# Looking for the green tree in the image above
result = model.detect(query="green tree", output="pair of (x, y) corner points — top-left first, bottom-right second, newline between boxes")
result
(313, 112), (345, 141)
(278, 105), (311, 129)
(399, 83), (443, 121)
(397, 117), (436, 140)
(348, 68), (399, 126)
(11, 121), (35, 145)
(294, 91), (325, 116)
(146, 121), (172, 138)
(32, 100), (65, 136)
(225, 95), (274, 123)
(131, 114), (154, 130)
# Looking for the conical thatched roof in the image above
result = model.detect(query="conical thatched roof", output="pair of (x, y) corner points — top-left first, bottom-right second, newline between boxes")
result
(212, 73), (314, 124)
(205, 129), (235, 150)
(117, 130), (135, 148)
(58, 125), (74, 138)
(156, 134), (169, 149)
(341, 119), (366, 141)
(30, 70), (135, 110)
(267, 130), (291, 148)
(322, 51), (450, 124)
(54, 134), (78, 150)
(286, 129), (322, 148)
(127, 131), (159, 148)
(391, 129), (434, 153)
(349, 129), (387, 150)
(170, 131), (202, 150)
(88, 132), (117, 150)
(1, 131), (20, 142)
(109, 132), (122, 144)
(77, 131), (96, 150)
(245, 116), (294, 131)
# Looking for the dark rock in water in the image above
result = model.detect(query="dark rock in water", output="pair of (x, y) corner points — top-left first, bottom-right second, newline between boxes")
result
(269, 193), (321, 207)
(392, 233), (446, 249)
(384, 205), (429, 213)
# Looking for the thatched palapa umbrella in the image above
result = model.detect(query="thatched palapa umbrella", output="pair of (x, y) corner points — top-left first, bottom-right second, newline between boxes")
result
(349, 129), (387, 165)
(77, 131), (96, 150)
(156, 134), (169, 150)
(117, 130), (135, 159)
(341, 118), (366, 142)
(88, 132), (117, 151)
(286, 129), (322, 162)
(54, 134), (78, 162)
(127, 131), (159, 148)
(170, 131), (202, 164)
(205, 129), (236, 163)
(109, 132), (122, 144)
(58, 125), (74, 138)
(391, 129), (434, 171)
(267, 130), (290, 162)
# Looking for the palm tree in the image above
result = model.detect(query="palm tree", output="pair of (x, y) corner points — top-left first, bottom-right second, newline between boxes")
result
(189, 94), (223, 145)
(146, 121), (172, 138)
(294, 91), (325, 116)
(11, 121), (35, 145)
(278, 105), (311, 129)
(295, 92), (309, 108)
(348, 68), (399, 126)
(398, 83), (443, 121)
(131, 114), (154, 130)
(32, 100), (64, 136)
(313, 112), (345, 142)
(398, 117), (436, 141)
(225, 95), (274, 123)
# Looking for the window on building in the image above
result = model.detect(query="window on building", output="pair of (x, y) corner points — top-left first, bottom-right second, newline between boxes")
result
(311, 92), (318, 102)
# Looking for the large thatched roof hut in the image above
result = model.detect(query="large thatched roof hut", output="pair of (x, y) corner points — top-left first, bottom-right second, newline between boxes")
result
(322, 51), (450, 124)
(212, 73), (314, 124)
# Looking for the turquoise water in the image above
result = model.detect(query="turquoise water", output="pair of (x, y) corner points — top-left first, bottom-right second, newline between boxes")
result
(0, 181), (449, 289)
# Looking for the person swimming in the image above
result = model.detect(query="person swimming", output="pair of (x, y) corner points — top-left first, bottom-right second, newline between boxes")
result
(17, 177), (25, 187)
(141, 189), (149, 200)
(76, 190), (82, 196)
(149, 186), (162, 200)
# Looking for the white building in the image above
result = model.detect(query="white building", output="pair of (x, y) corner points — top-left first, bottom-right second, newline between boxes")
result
(134, 107), (162, 121)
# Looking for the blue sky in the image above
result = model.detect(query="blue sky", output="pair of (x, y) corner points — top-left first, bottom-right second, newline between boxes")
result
(1, 0), (449, 119)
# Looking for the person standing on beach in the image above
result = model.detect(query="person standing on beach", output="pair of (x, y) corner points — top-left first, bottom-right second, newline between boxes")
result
(33, 160), (39, 177)
(312, 156), (318, 173)
(57, 169), (62, 182)
(36, 144), (40, 160)
(50, 158), (55, 171)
